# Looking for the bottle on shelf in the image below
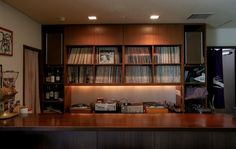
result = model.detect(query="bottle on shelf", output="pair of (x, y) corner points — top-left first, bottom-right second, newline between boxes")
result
(50, 68), (55, 83)
(46, 71), (51, 83)
(55, 69), (61, 82)
(54, 85), (60, 100)
(45, 86), (50, 100)
(49, 85), (54, 100)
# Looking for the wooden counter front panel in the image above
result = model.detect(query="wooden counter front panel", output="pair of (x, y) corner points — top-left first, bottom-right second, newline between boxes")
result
(1, 114), (236, 148)
(1, 130), (236, 149)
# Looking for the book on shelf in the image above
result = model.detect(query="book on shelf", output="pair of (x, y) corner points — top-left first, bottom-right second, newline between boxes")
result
(125, 66), (152, 83)
(68, 66), (93, 84)
(67, 47), (93, 64)
(67, 66), (78, 83)
(154, 46), (180, 64)
(95, 66), (121, 83)
(125, 46), (152, 64)
(155, 65), (180, 83)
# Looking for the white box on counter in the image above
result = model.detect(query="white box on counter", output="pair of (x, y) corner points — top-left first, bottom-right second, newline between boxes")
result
(95, 102), (117, 112)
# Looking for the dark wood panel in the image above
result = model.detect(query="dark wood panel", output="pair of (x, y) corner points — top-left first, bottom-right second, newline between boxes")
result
(64, 86), (71, 112)
(154, 24), (184, 45)
(46, 33), (63, 65)
(0, 131), (97, 149)
(64, 25), (95, 45)
(42, 25), (64, 65)
(97, 131), (155, 149)
(94, 25), (123, 45)
(1, 130), (236, 149)
(123, 24), (155, 45)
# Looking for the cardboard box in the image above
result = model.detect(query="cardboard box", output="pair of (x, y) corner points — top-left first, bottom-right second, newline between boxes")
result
(145, 108), (168, 113)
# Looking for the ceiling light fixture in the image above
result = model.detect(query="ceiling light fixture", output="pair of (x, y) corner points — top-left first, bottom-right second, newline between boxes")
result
(150, 15), (159, 20)
(57, 16), (66, 22)
(88, 16), (97, 20)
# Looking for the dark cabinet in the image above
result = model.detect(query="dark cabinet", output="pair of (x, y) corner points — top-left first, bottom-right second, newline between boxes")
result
(42, 25), (64, 65)
(184, 25), (205, 64)
(42, 65), (64, 113)
(184, 24), (208, 113)
(185, 32), (204, 64)
(41, 25), (65, 113)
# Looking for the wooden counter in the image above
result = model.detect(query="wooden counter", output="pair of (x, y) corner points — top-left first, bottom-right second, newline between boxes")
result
(1, 113), (236, 149)
(1, 113), (236, 130)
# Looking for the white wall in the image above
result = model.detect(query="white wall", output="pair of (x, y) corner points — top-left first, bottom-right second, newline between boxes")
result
(207, 26), (236, 113)
(207, 26), (236, 46)
(0, 1), (41, 103)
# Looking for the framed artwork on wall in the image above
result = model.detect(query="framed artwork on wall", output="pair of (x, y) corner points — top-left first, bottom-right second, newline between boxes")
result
(0, 27), (13, 56)
(0, 65), (2, 88)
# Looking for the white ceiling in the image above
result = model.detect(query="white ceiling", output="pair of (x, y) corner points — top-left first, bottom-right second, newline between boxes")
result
(2, 0), (236, 28)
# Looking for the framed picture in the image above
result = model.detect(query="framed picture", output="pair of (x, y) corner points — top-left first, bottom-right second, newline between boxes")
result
(0, 65), (2, 88)
(98, 49), (115, 64)
(0, 27), (13, 56)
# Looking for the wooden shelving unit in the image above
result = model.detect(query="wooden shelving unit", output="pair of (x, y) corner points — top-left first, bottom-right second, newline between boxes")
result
(40, 24), (208, 112)
(41, 25), (65, 113)
(184, 24), (208, 113)
(65, 45), (181, 85)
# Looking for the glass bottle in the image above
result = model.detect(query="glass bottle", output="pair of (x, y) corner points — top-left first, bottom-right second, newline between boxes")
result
(55, 69), (61, 82)
(45, 86), (50, 100)
(54, 85), (59, 100)
(50, 68), (55, 83)
(49, 85), (54, 99)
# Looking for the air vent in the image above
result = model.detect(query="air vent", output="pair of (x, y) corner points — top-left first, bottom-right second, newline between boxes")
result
(187, 14), (212, 20)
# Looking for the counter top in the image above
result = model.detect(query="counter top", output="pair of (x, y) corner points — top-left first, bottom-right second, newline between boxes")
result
(1, 113), (236, 131)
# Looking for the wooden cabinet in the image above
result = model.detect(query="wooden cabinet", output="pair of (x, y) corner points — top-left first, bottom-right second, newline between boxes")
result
(42, 25), (64, 65)
(154, 24), (184, 45)
(64, 25), (123, 45)
(123, 24), (155, 45)
(42, 65), (64, 113)
(41, 25), (65, 113)
(184, 24), (208, 113)
(64, 25), (95, 45)
(65, 45), (181, 85)
(94, 25), (123, 45)
(41, 24), (208, 113)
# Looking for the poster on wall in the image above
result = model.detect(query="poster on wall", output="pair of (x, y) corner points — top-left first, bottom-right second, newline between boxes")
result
(0, 27), (13, 56)
(0, 65), (2, 88)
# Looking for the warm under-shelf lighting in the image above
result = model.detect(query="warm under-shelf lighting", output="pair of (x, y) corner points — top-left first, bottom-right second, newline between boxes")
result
(88, 16), (97, 20)
(150, 15), (159, 20)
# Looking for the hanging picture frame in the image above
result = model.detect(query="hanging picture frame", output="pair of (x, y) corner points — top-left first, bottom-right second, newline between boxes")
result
(0, 27), (13, 56)
(0, 65), (2, 88)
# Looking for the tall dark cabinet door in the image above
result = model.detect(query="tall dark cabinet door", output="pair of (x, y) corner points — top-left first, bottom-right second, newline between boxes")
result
(185, 31), (204, 64)
(42, 25), (64, 65)
(41, 25), (65, 113)
(46, 33), (63, 65)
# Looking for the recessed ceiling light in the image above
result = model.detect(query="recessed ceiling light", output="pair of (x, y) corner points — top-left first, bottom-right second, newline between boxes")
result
(88, 16), (97, 20)
(150, 15), (159, 20)
(57, 16), (66, 22)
